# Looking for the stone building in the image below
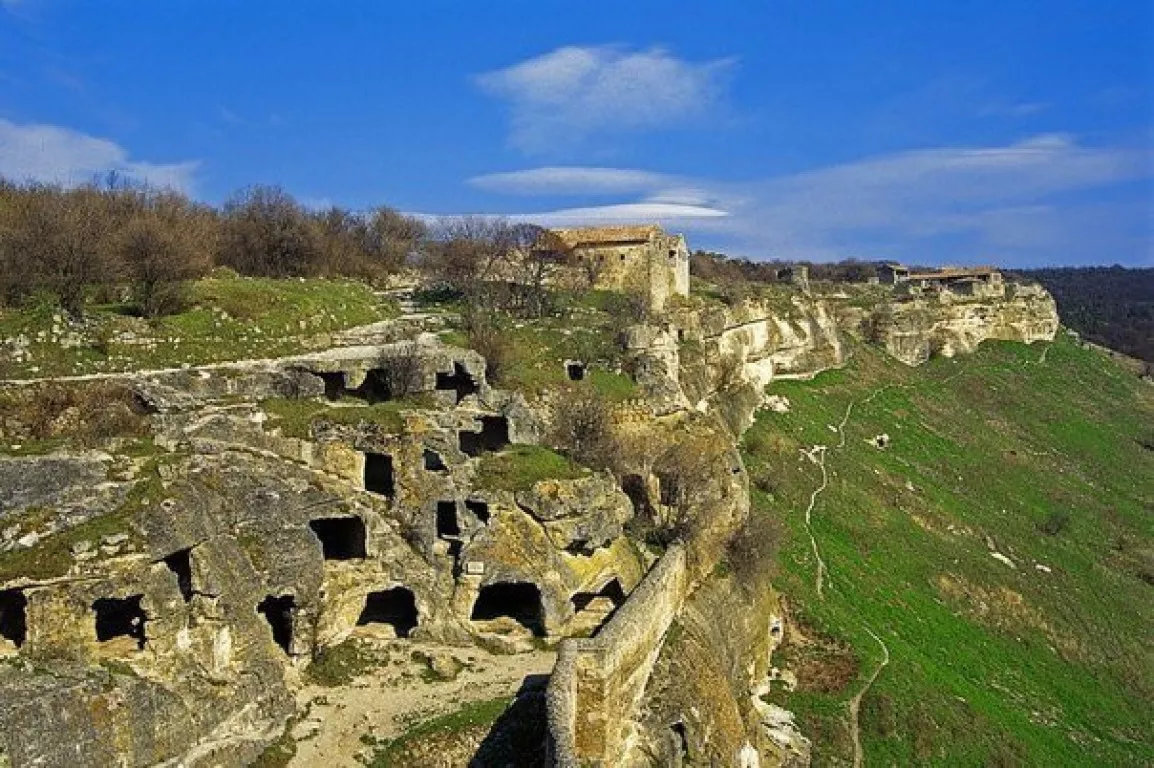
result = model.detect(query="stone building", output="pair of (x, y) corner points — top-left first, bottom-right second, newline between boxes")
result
(879, 263), (1004, 297)
(553, 225), (691, 310)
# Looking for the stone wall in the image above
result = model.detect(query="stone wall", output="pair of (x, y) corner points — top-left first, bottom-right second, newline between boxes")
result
(546, 545), (690, 767)
(570, 233), (690, 312)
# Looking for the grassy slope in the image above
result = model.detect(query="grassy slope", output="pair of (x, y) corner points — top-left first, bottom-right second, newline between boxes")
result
(744, 336), (1153, 765)
(0, 274), (397, 378)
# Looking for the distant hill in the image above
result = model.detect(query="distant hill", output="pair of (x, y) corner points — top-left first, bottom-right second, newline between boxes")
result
(1017, 266), (1154, 364)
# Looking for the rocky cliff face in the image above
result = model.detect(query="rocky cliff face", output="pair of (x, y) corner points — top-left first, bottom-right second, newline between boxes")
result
(862, 283), (1059, 366)
(0, 278), (1063, 767)
(0, 341), (645, 767)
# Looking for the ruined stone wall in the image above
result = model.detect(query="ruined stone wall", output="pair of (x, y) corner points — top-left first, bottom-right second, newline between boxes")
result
(572, 234), (689, 311)
(546, 428), (750, 766)
(546, 545), (690, 767)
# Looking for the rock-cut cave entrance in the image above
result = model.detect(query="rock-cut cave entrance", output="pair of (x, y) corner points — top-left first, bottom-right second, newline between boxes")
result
(570, 578), (626, 636)
(0, 589), (27, 648)
(436, 362), (478, 404)
(162, 548), (194, 602)
(257, 594), (295, 653)
(571, 578), (626, 612)
(309, 516), (367, 560)
(363, 452), (395, 498)
(436, 501), (461, 538)
(470, 582), (546, 637)
(465, 499), (490, 524)
(92, 595), (147, 650)
(357, 587), (418, 638)
(458, 416), (510, 457)
(423, 449), (447, 472)
(349, 368), (393, 404)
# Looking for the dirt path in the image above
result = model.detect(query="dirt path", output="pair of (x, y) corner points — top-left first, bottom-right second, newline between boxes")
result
(800, 400), (855, 597)
(289, 640), (555, 768)
(799, 393), (893, 766)
(848, 626), (890, 768)
(800, 445), (830, 598)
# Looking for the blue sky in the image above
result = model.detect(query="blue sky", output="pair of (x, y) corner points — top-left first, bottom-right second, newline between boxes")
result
(1, 1), (1151, 266)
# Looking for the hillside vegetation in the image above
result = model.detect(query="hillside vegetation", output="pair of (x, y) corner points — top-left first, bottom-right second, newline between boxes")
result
(744, 336), (1153, 765)
(1020, 266), (1154, 364)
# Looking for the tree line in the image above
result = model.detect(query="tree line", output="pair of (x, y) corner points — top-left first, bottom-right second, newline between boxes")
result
(1017, 266), (1154, 363)
(0, 176), (579, 321)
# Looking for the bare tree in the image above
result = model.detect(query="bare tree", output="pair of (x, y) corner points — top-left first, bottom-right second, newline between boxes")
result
(549, 384), (617, 470)
(218, 185), (322, 277)
(505, 224), (574, 317)
(426, 216), (516, 300)
(367, 206), (427, 274)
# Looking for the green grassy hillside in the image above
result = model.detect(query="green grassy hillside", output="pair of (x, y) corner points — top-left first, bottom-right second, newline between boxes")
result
(743, 336), (1153, 765)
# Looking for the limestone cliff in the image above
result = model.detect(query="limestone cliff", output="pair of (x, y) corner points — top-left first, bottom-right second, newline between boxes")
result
(854, 282), (1060, 366)
(0, 276), (1064, 768)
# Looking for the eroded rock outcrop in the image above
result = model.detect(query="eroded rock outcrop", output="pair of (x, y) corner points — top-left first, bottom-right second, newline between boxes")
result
(0, 341), (645, 767)
(860, 282), (1059, 366)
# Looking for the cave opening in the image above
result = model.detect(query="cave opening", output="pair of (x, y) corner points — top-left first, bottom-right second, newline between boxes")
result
(458, 416), (510, 457)
(316, 371), (347, 401)
(436, 362), (479, 404)
(357, 587), (418, 638)
(436, 502), (461, 538)
(621, 474), (651, 516)
(347, 368), (392, 403)
(670, 721), (689, 759)
(470, 582), (546, 636)
(423, 449), (447, 472)
(257, 594), (295, 653)
(0, 589), (27, 648)
(93, 595), (147, 650)
(571, 578), (625, 612)
(162, 548), (194, 602)
(465, 499), (490, 524)
(566, 361), (586, 381)
(309, 516), (367, 560)
(364, 452), (395, 498)
(564, 539), (596, 557)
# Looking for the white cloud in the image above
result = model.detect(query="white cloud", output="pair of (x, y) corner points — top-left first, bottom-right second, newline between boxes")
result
(509, 201), (729, 227)
(464, 134), (1153, 266)
(469, 166), (672, 196)
(0, 118), (199, 191)
(476, 46), (735, 153)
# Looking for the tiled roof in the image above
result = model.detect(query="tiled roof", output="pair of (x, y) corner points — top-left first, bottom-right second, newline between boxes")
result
(552, 225), (663, 247)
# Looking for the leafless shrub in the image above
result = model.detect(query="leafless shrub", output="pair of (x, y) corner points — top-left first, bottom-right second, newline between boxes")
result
(463, 311), (512, 386)
(549, 384), (617, 470)
(4, 382), (150, 443)
(218, 185), (323, 277)
(726, 509), (783, 588)
(383, 342), (423, 399)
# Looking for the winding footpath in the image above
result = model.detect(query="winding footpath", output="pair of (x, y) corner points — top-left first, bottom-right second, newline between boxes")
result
(800, 393), (891, 765)
(848, 626), (891, 768)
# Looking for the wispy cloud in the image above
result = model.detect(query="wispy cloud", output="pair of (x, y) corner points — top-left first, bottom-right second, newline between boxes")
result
(0, 118), (199, 191)
(476, 45), (735, 154)
(468, 134), (1153, 266)
(469, 166), (674, 196)
(979, 101), (1050, 118)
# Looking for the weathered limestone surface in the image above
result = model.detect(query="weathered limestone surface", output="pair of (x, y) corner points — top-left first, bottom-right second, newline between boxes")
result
(0, 340), (645, 767)
(0, 278), (1063, 767)
(874, 283), (1059, 366)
